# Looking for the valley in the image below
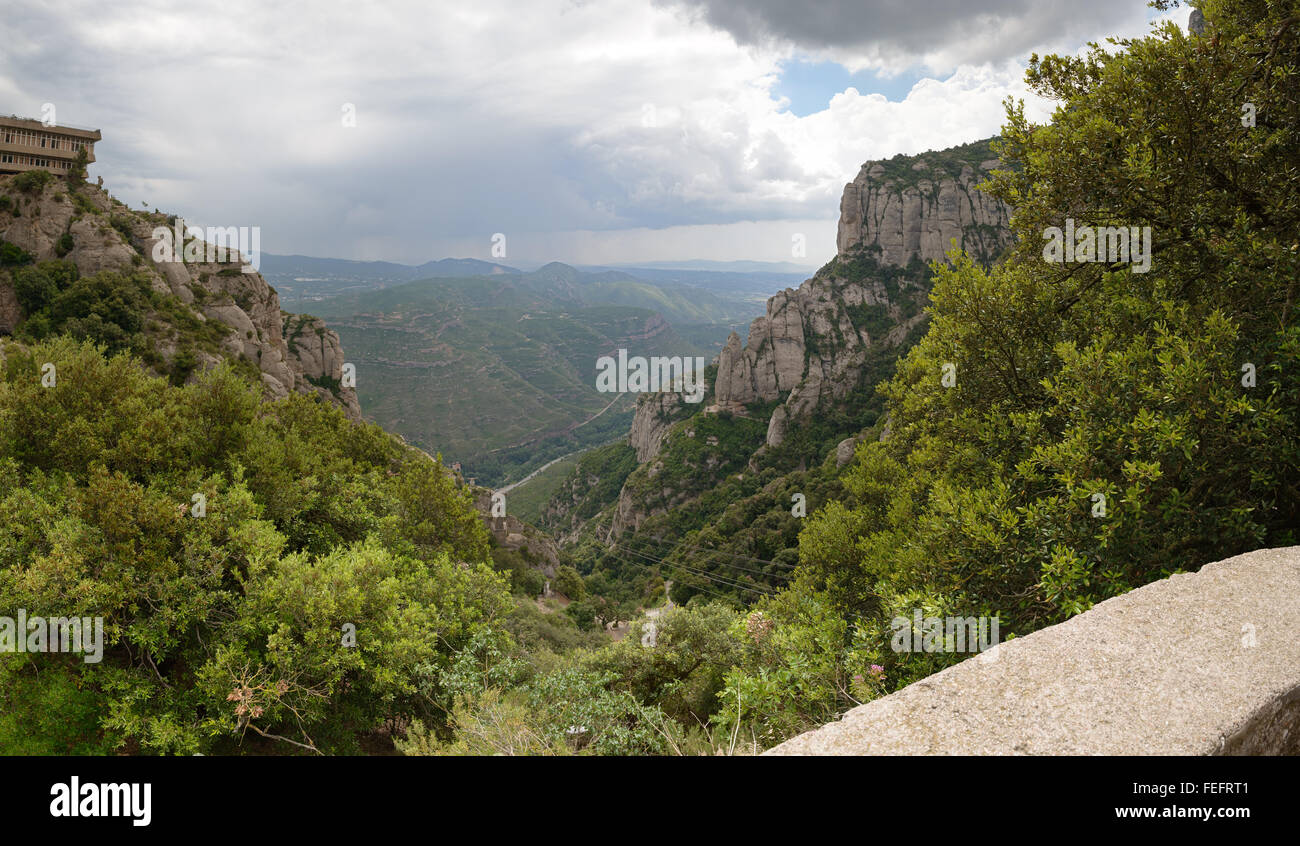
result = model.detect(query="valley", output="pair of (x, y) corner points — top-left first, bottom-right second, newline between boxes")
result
(3, 0), (1296, 762)
(294, 261), (786, 486)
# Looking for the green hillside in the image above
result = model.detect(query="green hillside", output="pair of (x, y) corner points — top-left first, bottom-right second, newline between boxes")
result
(314, 273), (718, 485)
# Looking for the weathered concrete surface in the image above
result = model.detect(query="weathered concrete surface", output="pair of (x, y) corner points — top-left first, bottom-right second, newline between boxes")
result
(768, 547), (1300, 755)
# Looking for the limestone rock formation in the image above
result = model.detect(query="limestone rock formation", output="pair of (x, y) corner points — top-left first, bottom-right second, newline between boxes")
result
(834, 434), (858, 468)
(474, 487), (560, 576)
(711, 263), (925, 418)
(769, 546), (1300, 755)
(836, 144), (1013, 266)
(713, 138), (1010, 441)
(628, 389), (685, 463)
(0, 175), (360, 420)
(283, 313), (363, 419)
(765, 405), (788, 448)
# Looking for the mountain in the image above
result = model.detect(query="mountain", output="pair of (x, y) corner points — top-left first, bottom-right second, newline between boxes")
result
(597, 260), (820, 274)
(259, 253), (520, 303)
(836, 137), (1013, 265)
(310, 268), (724, 486)
(544, 138), (1015, 602)
(265, 254), (763, 328)
(514, 261), (759, 326)
(574, 263), (812, 302)
(0, 172), (360, 419)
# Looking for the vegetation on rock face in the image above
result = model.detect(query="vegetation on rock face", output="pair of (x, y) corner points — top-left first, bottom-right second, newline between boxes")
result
(6, 258), (244, 385)
(2, 0), (1294, 756)
(11, 169), (54, 196)
(792, 0), (1300, 697)
(871, 136), (1000, 187)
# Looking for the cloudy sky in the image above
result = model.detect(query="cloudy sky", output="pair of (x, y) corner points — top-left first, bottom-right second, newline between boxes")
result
(1, 0), (1190, 267)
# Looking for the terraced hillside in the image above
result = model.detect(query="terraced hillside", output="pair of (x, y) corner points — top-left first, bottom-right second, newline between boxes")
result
(313, 266), (739, 485)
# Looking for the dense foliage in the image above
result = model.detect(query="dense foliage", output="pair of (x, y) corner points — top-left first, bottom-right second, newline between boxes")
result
(792, 0), (1300, 694)
(0, 338), (502, 753)
(2, 0), (1293, 756)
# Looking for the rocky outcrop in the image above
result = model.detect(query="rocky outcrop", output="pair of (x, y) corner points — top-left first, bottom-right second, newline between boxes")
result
(712, 265), (925, 417)
(765, 405), (788, 448)
(713, 139), (1009, 438)
(0, 176), (360, 419)
(834, 434), (859, 468)
(283, 313), (362, 420)
(474, 488), (560, 576)
(769, 546), (1300, 755)
(628, 389), (685, 463)
(836, 141), (1013, 266)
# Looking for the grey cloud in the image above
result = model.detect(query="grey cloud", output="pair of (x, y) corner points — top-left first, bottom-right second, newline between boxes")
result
(654, 0), (1147, 67)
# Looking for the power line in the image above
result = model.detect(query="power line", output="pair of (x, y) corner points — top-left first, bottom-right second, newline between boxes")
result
(613, 542), (777, 598)
(610, 541), (882, 631)
(617, 533), (794, 583)
(631, 531), (801, 570)
(615, 543), (773, 595)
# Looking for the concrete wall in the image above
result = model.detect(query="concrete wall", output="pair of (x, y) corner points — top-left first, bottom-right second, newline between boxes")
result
(768, 546), (1300, 755)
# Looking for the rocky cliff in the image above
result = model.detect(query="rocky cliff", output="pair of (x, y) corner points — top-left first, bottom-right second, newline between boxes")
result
(836, 138), (1013, 265)
(711, 266), (927, 420)
(712, 138), (1012, 435)
(628, 389), (687, 463)
(0, 174), (360, 419)
(598, 139), (1014, 544)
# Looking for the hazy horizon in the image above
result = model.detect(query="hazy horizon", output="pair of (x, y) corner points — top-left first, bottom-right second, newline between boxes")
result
(2, 0), (1189, 265)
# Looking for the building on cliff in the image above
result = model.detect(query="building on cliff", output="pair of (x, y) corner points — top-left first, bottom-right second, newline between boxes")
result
(0, 115), (100, 176)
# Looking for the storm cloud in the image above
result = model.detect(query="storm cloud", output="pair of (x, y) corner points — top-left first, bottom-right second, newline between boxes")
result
(0, 0), (1184, 264)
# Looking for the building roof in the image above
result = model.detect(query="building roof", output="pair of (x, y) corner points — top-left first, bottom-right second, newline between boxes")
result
(0, 115), (102, 141)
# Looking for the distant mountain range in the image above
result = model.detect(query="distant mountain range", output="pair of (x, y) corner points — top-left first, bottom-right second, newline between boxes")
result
(257, 254), (818, 484)
(583, 259), (819, 273)
(258, 254), (519, 302)
(307, 262), (774, 485)
(259, 253), (809, 308)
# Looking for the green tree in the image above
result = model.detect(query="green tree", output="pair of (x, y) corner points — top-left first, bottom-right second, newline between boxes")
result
(796, 0), (1300, 705)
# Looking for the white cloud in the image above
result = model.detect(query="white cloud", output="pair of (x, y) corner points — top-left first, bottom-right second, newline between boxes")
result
(0, 0), (1179, 264)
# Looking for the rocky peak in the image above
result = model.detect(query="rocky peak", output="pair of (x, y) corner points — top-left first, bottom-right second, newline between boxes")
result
(0, 175), (360, 420)
(713, 139), (1012, 430)
(837, 138), (1013, 266)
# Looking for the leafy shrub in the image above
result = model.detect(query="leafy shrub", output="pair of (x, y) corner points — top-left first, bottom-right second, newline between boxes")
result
(0, 239), (32, 267)
(108, 214), (134, 240)
(0, 338), (504, 754)
(12, 169), (53, 194)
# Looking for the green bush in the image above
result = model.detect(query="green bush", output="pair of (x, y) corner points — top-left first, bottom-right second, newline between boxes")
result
(12, 169), (53, 195)
(108, 214), (133, 240)
(0, 338), (504, 754)
(0, 239), (32, 267)
(552, 564), (585, 600)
